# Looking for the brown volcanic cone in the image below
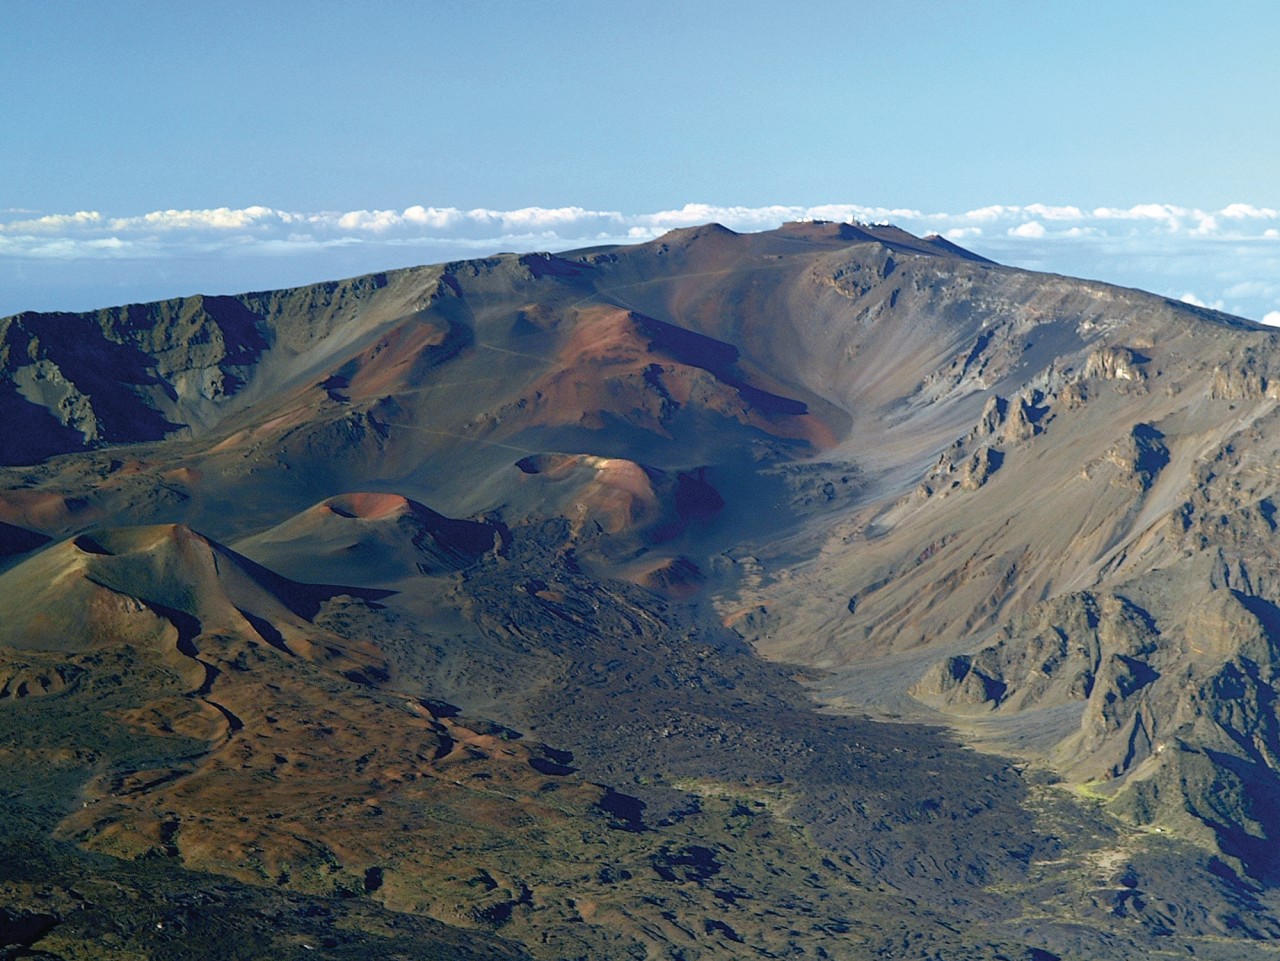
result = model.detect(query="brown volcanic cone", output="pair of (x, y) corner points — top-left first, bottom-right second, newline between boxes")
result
(513, 453), (723, 555)
(490, 305), (833, 449)
(234, 492), (498, 587)
(0, 523), (387, 694)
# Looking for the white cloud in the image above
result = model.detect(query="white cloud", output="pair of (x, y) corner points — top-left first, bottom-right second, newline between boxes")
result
(1222, 203), (1279, 220)
(961, 205), (1014, 223)
(1262, 311), (1280, 327)
(1009, 221), (1046, 238)
(1093, 203), (1187, 223)
(134, 206), (278, 230)
(335, 208), (403, 232)
(806, 203), (925, 223)
(1024, 204), (1085, 221)
(401, 205), (456, 228)
(11, 201), (1279, 255)
(6, 200), (1280, 324)
(0, 210), (104, 232)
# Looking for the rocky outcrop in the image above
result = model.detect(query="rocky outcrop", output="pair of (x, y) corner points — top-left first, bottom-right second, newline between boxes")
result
(1209, 346), (1280, 400)
(1084, 345), (1148, 382)
(0, 654), (82, 699)
(915, 566), (1280, 880)
(919, 389), (1053, 497)
(1103, 423), (1170, 491)
(912, 592), (1151, 719)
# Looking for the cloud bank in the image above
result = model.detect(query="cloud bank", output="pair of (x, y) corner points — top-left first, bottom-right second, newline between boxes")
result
(4, 202), (1280, 324)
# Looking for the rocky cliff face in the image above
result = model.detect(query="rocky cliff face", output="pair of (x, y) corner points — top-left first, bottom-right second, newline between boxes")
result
(0, 269), (442, 464)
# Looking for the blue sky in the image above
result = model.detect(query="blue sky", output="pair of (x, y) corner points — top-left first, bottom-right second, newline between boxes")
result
(5, 1), (1280, 321)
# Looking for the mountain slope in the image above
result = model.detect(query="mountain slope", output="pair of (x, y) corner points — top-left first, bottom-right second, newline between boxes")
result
(6, 222), (1280, 958)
